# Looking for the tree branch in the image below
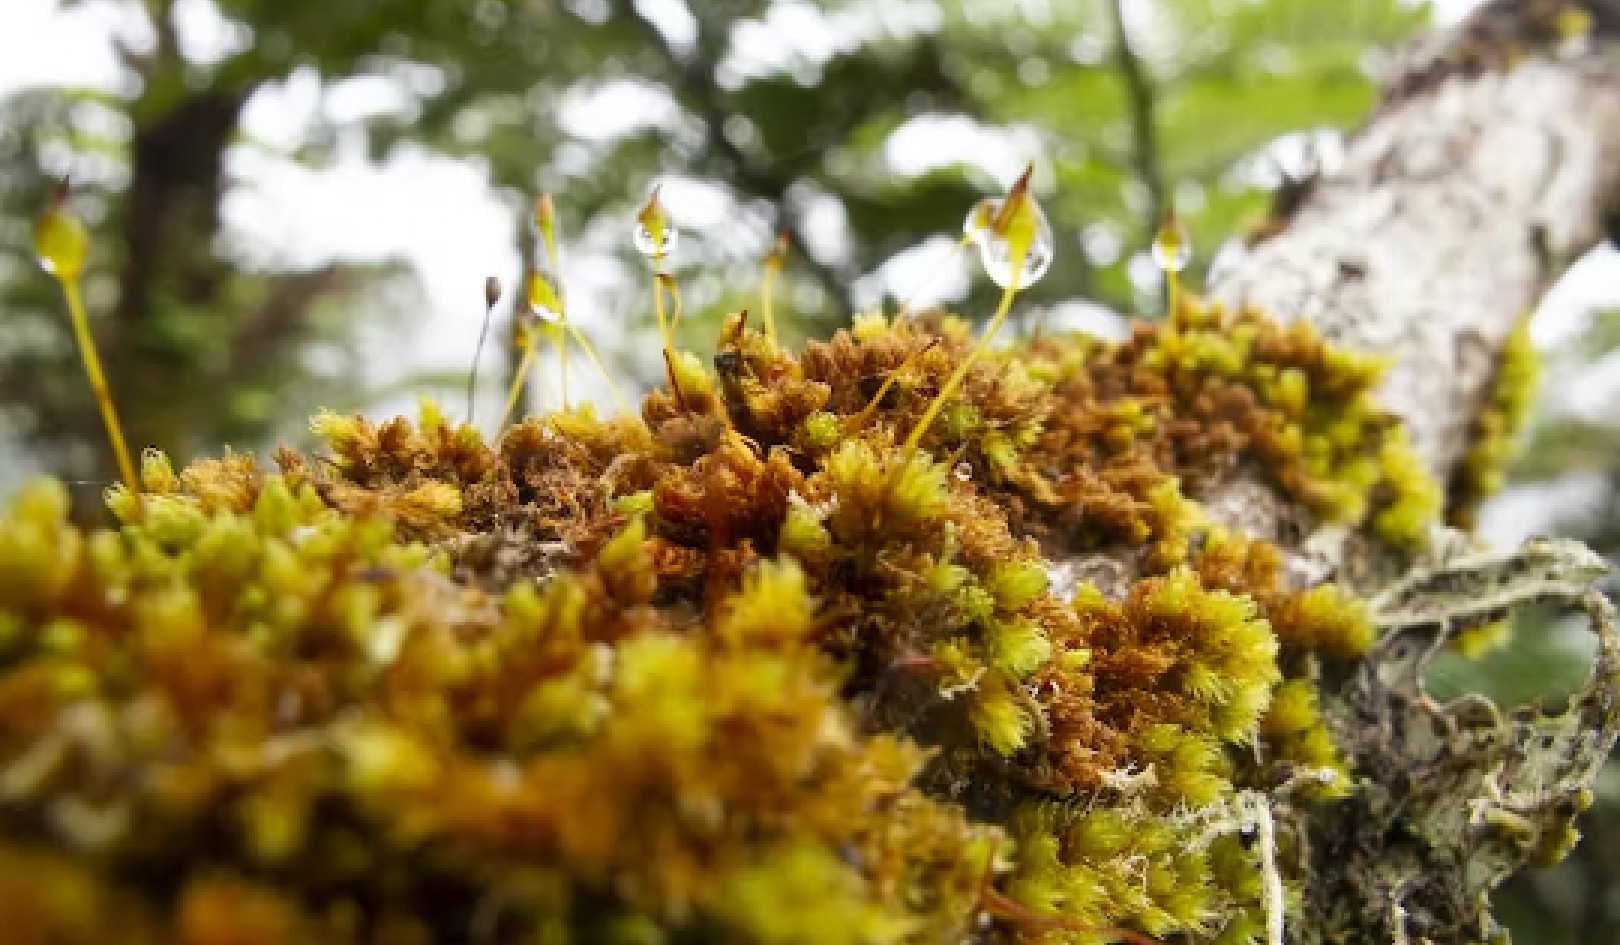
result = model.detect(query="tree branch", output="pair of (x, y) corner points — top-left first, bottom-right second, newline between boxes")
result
(1215, 1), (1620, 489)
(1108, 0), (1166, 238)
(1056, 4), (1620, 940)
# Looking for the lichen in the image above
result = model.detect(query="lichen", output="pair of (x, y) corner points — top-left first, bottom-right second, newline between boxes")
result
(0, 291), (1607, 945)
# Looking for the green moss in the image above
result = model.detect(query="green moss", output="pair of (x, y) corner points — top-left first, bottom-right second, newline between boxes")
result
(0, 288), (1458, 944)
(1449, 315), (1540, 530)
(0, 473), (990, 944)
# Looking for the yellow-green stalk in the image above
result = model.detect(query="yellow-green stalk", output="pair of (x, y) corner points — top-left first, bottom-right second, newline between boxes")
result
(845, 339), (939, 435)
(894, 234), (974, 321)
(761, 231), (788, 342)
(638, 188), (681, 395)
(1153, 210), (1192, 317)
(33, 182), (142, 510)
(905, 165), (1043, 454)
(497, 267), (561, 430)
(535, 194), (566, 408)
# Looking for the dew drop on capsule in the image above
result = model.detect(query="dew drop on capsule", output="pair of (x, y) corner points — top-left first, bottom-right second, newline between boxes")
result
(962, 197), (1054, 289)
(1151, 213), (1192, 274)
(953, 461), (974, 483)
(633, 221), (678, 258)
(34, 197), (88, 279)
(524, 268), (563, 323)
(634, 188), (679, 259)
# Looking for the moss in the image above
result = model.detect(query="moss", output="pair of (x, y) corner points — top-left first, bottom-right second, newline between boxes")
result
(1448, 315), (1539, 530)
(1016, 296), (1437, 557)
(0, 476), (990, 944)
(0, 288), (1456, 944)
(1450, 617), (1514, 659)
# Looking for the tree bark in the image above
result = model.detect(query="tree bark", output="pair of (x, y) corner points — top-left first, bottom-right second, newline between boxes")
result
(1175, 3), (1620, 942)
(1216, 0), (1620, 484)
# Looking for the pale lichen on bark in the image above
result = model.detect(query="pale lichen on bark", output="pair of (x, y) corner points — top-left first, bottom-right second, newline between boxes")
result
(1137, 2), (1620, 941)
(1303, 539), (1618, 944)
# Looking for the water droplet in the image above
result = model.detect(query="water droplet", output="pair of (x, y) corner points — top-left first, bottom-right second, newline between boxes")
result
(635, 187), (678, 260)
(1152, 214), (1192, 273)
(34, 202), (88, 279)
(962, 196), (1053, 289)
(953, 461), (974, 483)
(524, 269), (563, 323)
(633, 221), (679, 259)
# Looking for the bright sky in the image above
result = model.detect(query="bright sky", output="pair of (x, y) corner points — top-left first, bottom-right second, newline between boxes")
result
(1, 0), (1614, 545)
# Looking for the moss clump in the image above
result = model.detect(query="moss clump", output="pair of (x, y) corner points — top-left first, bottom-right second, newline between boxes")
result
(0, 476), (990, 944)
(1017, 296), (1439, 557)
(1448, 315), (1539, 530)
(0, 292), (1447, 944)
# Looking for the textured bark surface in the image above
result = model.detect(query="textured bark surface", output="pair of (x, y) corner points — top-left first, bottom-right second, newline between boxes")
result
(1217, 2), (1620, 487)
(1161, 3), (1620, 942)
(1319, 538), (1618, 944)
(1046, 4), (1620, 604)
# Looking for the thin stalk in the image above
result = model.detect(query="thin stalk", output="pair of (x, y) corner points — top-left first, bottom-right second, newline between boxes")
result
(566, 323), (633, 416)
(902, 276), (1018, 454)
(467, 298), (496, 425)
(497, 333), (541, 432)
(895, 235), (973, 320)
(980, 888), (1165, 945)
(546, 240), (567, 410)
(652, 256), (677, 391)
(761, 258), (781, 342)
(844, 339), (938, 434)
(659, 272), (684, 330)
(63, 278), (141, 507)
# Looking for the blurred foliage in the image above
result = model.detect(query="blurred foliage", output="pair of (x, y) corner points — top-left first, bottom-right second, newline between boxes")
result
(2, 0), (1428, 495)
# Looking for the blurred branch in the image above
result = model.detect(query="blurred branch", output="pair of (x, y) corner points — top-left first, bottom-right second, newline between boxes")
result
(1108, 0), (1166, 236)
(611, 0), (855, 323)
(226, 265), (357, 379)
